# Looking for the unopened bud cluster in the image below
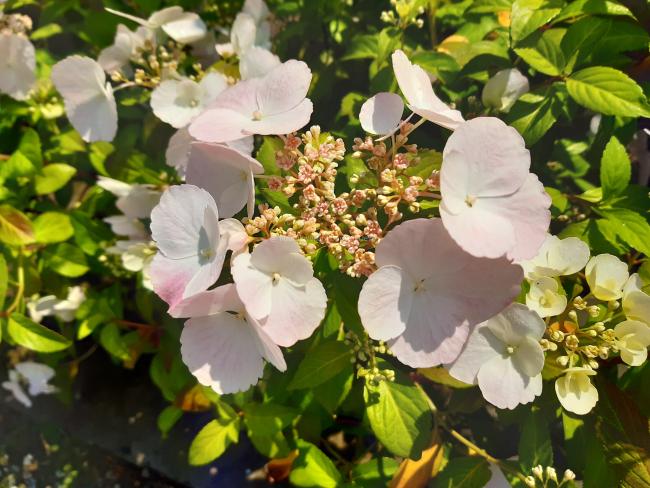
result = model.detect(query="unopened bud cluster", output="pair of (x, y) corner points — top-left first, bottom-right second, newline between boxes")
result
(526, 465), (576, 487)
(344, 332), (395, 386)
(0, 13), (33, 35)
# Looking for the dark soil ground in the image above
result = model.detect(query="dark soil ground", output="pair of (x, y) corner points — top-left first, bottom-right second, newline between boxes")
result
(0, 350), (270, 487)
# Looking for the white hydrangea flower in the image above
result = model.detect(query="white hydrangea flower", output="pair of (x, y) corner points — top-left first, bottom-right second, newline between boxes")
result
(526, 276), (567, 318)
(359, 92), (404, 137)
(448, 303), (545, 410)
(585, 254), (629, 301)
(97, 24), (150, 74)
(239, 46), (280, 80)
(521, 235), (590, 280)
(150, 72), (228, 128)
(97, 176), (161, 239)
(165, 128), (254, 178)
(555, 367), (598, 415)
(622, 273), (650, 324)
(482, 68), (529, 112)
(28, 286), (85, 323)
(231, 237), (327, 347)
(178, 284), (286, 394)
(613, 320), (650, 366)
(106, 6), (207, 44)
(51, 56), (118, 142)
(2, 362), (58, 408)
(0, 32), (36, 100)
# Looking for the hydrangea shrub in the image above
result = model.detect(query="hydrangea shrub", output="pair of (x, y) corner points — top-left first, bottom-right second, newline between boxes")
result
(1, 0), (649, 486)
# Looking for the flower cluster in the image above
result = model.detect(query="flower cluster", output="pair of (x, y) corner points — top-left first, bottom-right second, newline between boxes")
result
(23, 1), (648, 419)
(520, 237), (650, 414)
(0, 11), (35, 100)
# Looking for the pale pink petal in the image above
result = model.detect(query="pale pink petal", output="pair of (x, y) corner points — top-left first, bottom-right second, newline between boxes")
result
(479, 174), (551, 261)
(359, 92), (404, 136)
(189, 107), (254, 143)
(240, 46), (281, 80)
(440, 117), (550, 261)
(186, 142), (262, 218)
(486, 303), (546, 344)
(231, 252), (274, 320)
(149, 253), (198, 306)
(249, 237), (312, 284)
(477, 355), (542, 409)
(189, 80), (260, 142)
(256, 60), (312, 117)
(169, 283), (240, 318)
(219, 218), (249, 253)
(244, 99), (313, 136)
(375, 218), (456, 281)
(362, 218), (522, 367)
(151, 79), (203, 128)
(260, 277), (327, 347)
(51, 56), (117, 142)
(165, 128), (193, 177)
(231, 12), (257, 54)
(226, 136), (254, 156)
(248, 315), (287, 371)
(358, 265), (411, 341)
(181, 312), (271, 394)
(447, 326), (503, 385)
(161, 13), (206, 44)
(199, 72), (228, 103)
(441, 117), (530, 202)
(0, 33), (36, 101)
(150, 185), (219, 259)
(438, 205), (516, 259)
(388, 290), (473, 367)
(391, 49), (463, 130)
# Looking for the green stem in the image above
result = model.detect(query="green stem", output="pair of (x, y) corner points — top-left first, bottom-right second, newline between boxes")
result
(4, 252), (24, 316)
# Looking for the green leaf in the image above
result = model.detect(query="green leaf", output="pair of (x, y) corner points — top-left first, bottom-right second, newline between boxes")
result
(1, 151), (36, 179)
(313, 367), (354, 413)
(343, 34), (378, 61)
(188, 418), (240, 466)
(555, 0), (633, 22)
(33, 212), (74, 244)
(34, 163), (77, 195)
(43, 243), (89, 277)
(596, 379), (650, 488)
(0, 205), (34, 246)
(0, 254), (7, 311)
(99, 323), (131, 361)
(157, 405), (182, 438)
(560, 16), (611, 73)
(566, 67), (650, 117)
(256, 136), (284, 175)
(17, 128), (42, 168)
(289, 440), (342, 488)
(600, 136), (631, 200)
(419, 367), (473, 388)
(289, 340), (351, 390)
(519, 409), (553, 470)
(8, 313), (72, 353)
(365, 380), (433, 459)
(599, 208), (650, 256)
(514, 28), (565, 76)
(433, 457), (491, 488)
(242, 402), (296, 434)
(350, 457), (400, 487)
(510, 0), (563, 44)
(507, 87), (564, 145)
(30, 23), (62, 40)
(70, 212), (113, 256)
